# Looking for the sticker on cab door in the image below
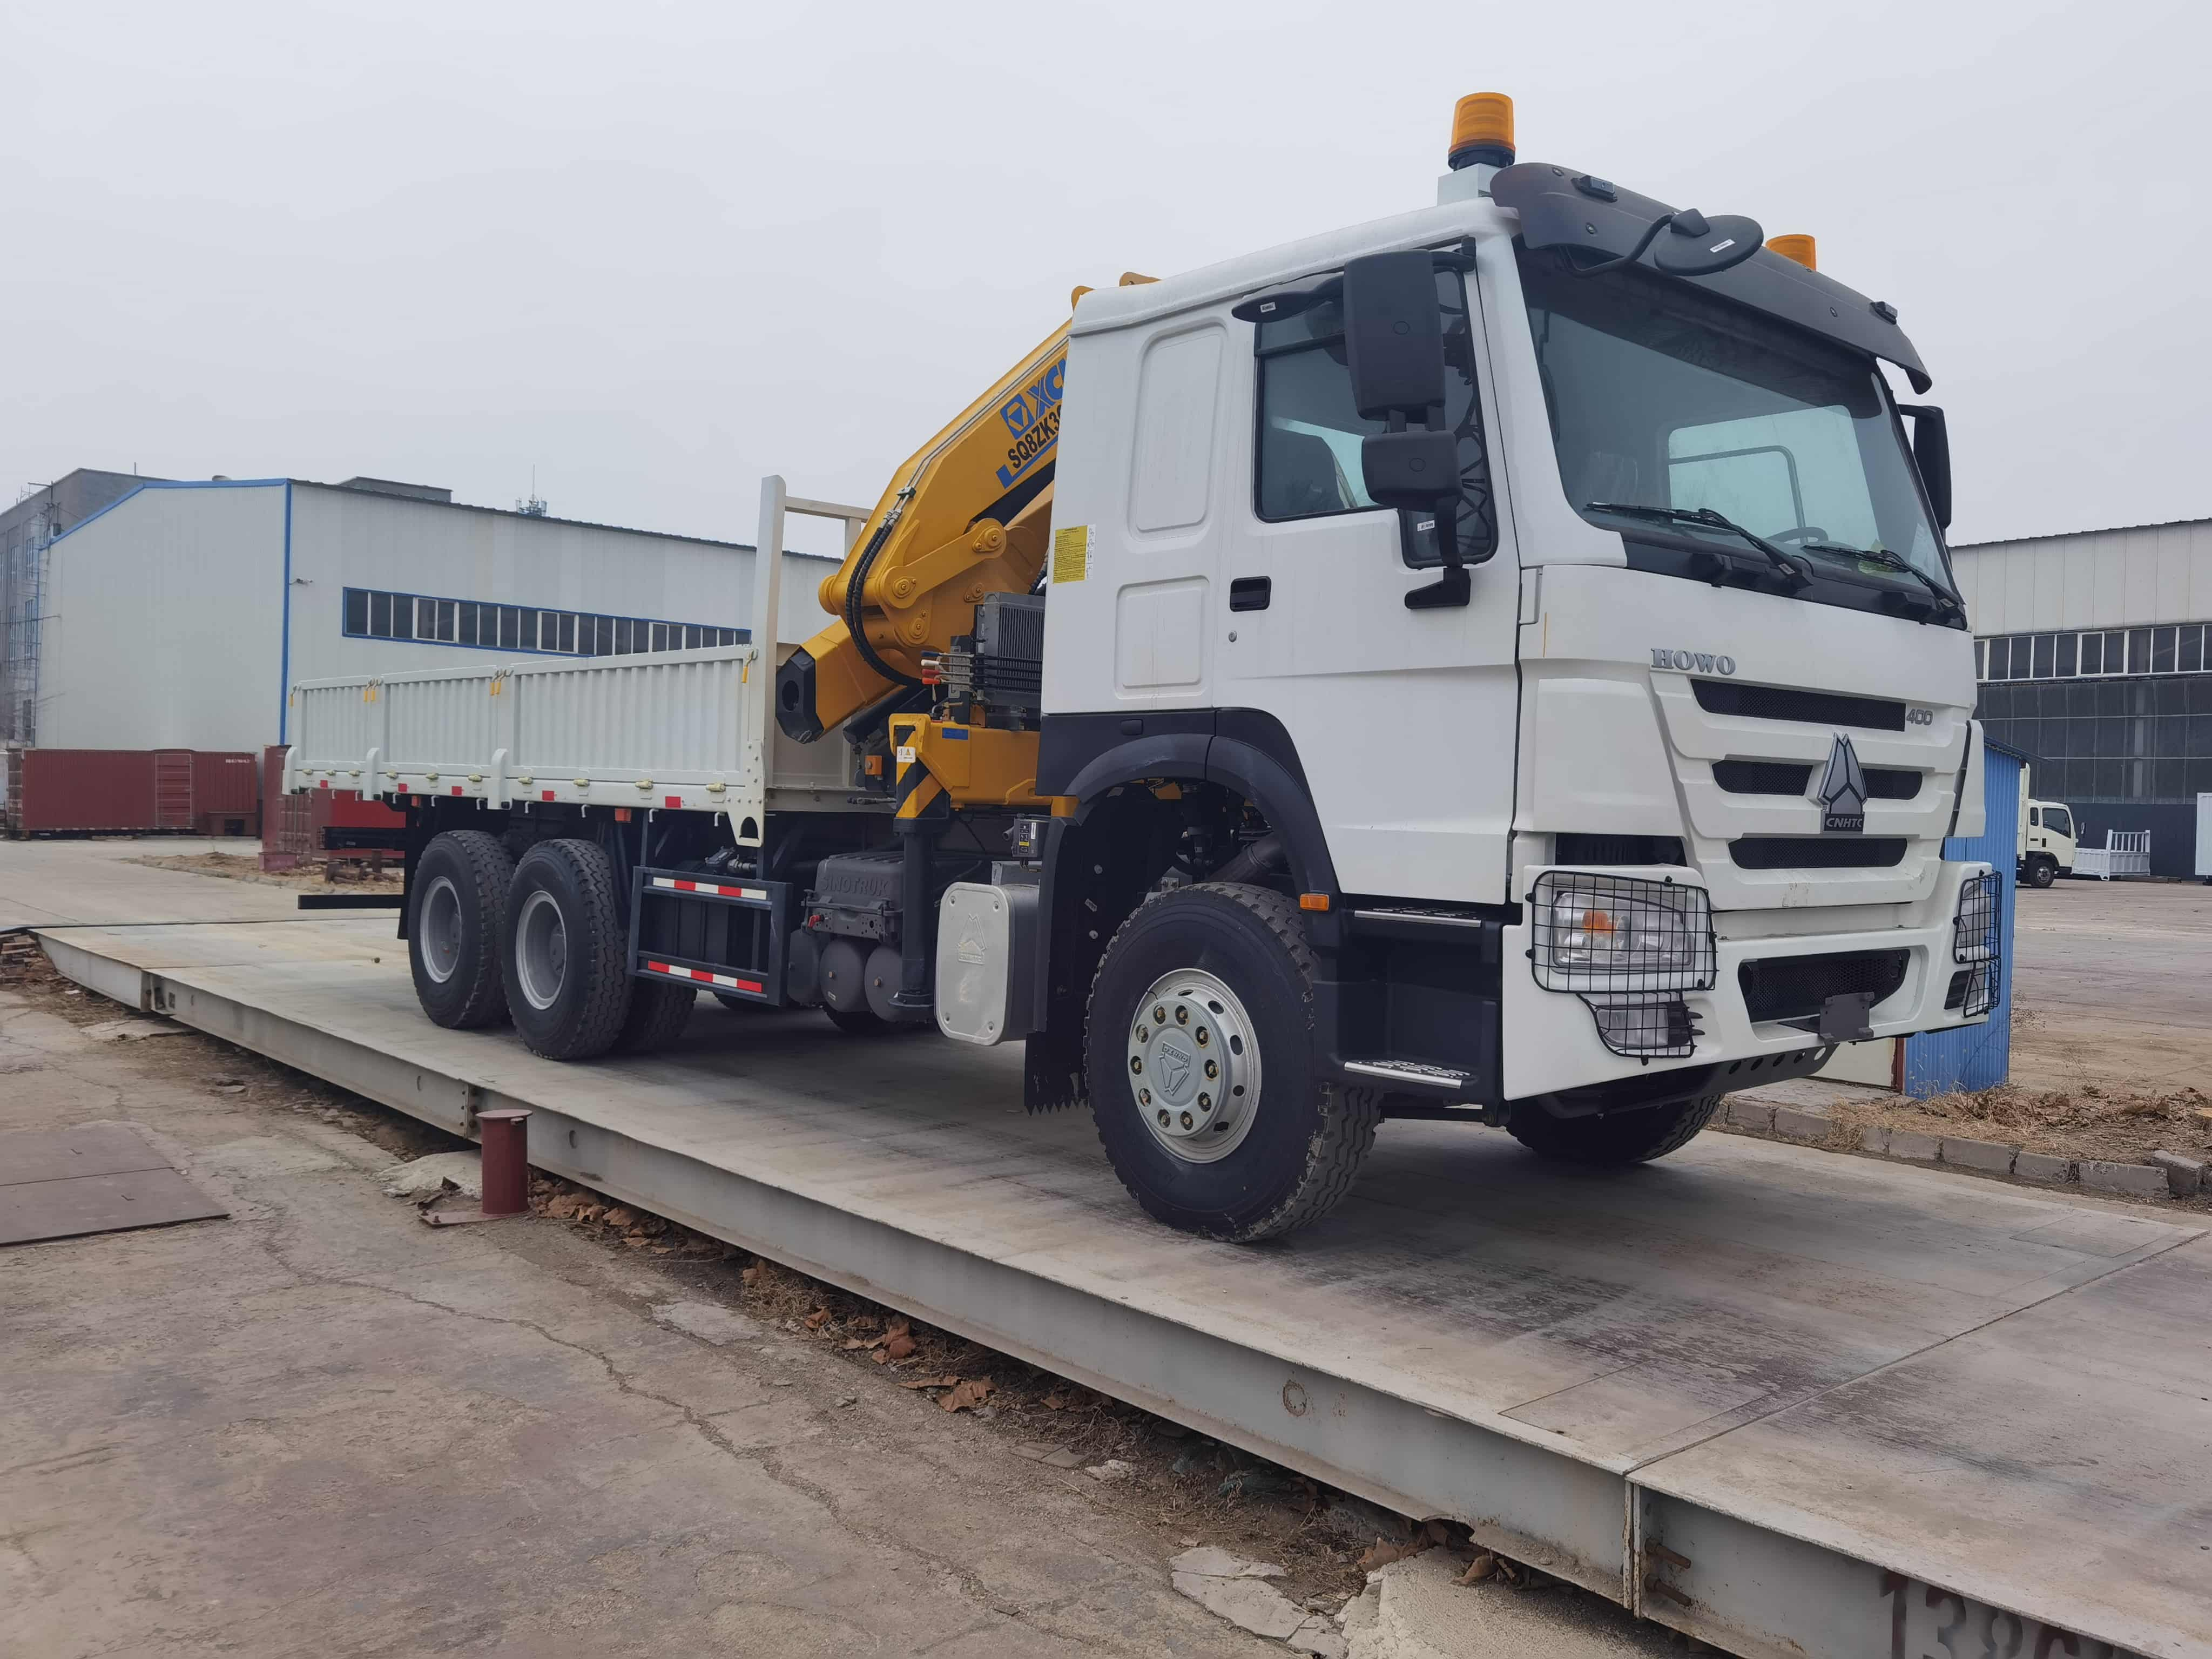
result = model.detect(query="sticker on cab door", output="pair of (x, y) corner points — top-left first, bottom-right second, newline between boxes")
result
(1052, 524), (1089, 584)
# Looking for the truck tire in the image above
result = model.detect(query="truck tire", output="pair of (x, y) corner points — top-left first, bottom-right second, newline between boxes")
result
(1085, 883), (1380, 1241)
(408, 830), (515, 1029)
(1506, 1092), (1721, 1166)
(501, 839), (633, 1060)
(2024, 856), (2056, 889)
(613, 981), (696, 1053)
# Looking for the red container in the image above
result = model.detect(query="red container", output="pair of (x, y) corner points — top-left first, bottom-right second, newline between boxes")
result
(192, 751), (261, 837)
(259, 745), (403, 870)
(4, 747), (264, 837)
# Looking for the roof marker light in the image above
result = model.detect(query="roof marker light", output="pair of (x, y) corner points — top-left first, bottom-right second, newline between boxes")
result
(1447, 93), (1514, 171)
(1766, 233), (1817, 271)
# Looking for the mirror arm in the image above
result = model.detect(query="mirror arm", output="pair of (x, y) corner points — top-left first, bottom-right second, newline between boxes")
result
(1566, 212), (1676, 278)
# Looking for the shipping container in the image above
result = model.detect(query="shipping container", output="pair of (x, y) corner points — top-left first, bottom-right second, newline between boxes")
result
(193, 750), (262, 836)
(3, 747), (260, 838)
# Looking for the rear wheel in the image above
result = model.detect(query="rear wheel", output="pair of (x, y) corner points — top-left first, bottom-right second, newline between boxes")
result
(408, 830), (514, 1029)
(1506, 1093), (1721, 1165)
(501, 839), (633, 1060)
(1085, 883), (1379, 1241)
(614, 980), (697, 1053)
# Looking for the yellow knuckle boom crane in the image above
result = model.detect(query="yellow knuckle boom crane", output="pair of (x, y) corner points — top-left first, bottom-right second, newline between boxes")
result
(773, 276), (1155, 818)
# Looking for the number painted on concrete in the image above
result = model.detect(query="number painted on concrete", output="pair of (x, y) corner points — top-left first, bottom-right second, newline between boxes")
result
(1876, 1573), (2130, 1659)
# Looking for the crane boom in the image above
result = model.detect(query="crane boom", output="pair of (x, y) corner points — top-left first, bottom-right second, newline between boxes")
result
(774, 320), (1069, 742)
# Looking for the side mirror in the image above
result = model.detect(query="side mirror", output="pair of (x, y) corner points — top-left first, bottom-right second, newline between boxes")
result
(1361, 429), (1459, 511)
(1341, 251), (1445, 420)
(1898, 403), (1952, 530)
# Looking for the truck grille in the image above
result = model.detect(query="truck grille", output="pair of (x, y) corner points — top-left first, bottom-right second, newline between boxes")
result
(1693, 679), (1907, 732)
(1729, 838), (1907, 869)
(1738, 949), (1910, 1024)
(1713, 760), (1922, 799)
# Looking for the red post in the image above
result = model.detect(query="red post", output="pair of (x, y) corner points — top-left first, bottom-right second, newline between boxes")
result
(478, 1108), (532, 1217)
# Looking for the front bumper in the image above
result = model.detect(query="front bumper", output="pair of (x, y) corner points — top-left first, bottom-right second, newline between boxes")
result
(1499, 860), (1993, 1102)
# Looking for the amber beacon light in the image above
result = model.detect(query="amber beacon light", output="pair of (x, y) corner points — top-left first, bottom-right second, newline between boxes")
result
(1447, 92), (1514, 171)
(1766, 233), (1818, 271)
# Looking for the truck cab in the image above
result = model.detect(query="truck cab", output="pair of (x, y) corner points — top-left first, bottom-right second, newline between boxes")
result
(1031, 94), (1995, 1231)
(2019, 797), (2076, 887)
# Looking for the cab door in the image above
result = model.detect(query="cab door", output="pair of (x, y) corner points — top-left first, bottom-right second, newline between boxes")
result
(1212, 260), (1521, 904)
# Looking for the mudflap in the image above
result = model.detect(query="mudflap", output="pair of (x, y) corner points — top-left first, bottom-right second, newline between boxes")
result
(1023, 1015), (1087, 1114)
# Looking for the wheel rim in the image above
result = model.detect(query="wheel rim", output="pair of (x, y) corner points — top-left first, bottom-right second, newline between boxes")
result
(419, 875), (463, 984)
(1125, 968), (1261, 1164)
(515, 889), (568, 1011)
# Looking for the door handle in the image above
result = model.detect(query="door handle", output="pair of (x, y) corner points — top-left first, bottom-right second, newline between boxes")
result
(1229, 576), (1271, 612)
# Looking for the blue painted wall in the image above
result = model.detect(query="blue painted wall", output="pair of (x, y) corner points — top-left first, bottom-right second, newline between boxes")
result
(1901, 742), (2025, 1096)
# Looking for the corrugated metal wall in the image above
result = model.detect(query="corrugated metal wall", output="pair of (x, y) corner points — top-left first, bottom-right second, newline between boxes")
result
(1901, 744), (2024, 1096)
(1951, 518), (2212, 635)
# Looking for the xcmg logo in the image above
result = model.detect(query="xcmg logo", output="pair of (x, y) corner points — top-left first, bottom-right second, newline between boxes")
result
(999, 358), (1065, 437)
(995, 355), (1067, 490)
(1650, 647), (1737, 675)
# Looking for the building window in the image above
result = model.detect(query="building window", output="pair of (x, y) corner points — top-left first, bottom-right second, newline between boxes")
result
(339, 586), (743, 659)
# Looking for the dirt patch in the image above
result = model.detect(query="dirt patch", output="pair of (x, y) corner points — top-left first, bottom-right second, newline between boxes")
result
(128, 851), (402, 894)
(1823, 1081), (2212, 1170)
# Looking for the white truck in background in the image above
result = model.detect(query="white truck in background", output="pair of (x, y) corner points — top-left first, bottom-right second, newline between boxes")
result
(2018, 788), (2078, 887)
(285, 91), (2001, 1241)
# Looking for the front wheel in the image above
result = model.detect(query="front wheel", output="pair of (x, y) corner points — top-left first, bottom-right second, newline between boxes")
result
(2024, 857), (2056, 889)
(1506, 1092), (1721, 1165)
(1085, 884), (1379, 1241)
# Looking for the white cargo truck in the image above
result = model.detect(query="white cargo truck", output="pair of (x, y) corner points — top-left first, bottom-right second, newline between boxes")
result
(286, 92), (1999, 1240)
(2017, 791), (2078, 887)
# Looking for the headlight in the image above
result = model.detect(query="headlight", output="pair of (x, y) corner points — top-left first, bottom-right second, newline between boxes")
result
(1529, 871), (1716, 994)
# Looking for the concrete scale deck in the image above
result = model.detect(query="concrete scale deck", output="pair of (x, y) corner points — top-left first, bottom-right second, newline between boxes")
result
(33, 915), (2211, 1659)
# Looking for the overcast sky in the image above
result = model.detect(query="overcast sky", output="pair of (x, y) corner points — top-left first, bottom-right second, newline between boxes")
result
(4, 0), (2203, 557)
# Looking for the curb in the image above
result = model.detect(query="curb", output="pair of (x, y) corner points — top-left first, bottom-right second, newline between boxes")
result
(1717, 1097), (2204, 1199)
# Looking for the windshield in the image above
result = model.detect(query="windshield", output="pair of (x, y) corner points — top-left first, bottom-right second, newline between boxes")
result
(1517, 246), (1951, 592)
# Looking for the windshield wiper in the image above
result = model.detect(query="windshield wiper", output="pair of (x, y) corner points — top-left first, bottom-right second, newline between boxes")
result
(1584, 503), (1811, 586)
(1797, 540), (1964, 619)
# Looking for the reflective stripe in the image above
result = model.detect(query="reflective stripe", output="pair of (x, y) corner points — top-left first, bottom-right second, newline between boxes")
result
(643, 960), (763, 994)
(650, 876), (768, 902)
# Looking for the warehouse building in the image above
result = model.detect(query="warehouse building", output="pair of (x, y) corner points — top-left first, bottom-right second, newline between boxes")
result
(2, 468), (158, 744)
(1953, 516), (2212, 875)
(19, 472), (838, 754)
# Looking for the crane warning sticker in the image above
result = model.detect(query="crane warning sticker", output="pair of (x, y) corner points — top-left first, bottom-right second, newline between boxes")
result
(1052, 524), (1090, 584)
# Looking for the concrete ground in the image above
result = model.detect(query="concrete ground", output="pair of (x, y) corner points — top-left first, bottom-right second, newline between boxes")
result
(0, 968), (1677, 1659)
(0, 835), (298, 929)
(2008, 876), (2212, 1092)
(0, 984), (1285, 1659)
